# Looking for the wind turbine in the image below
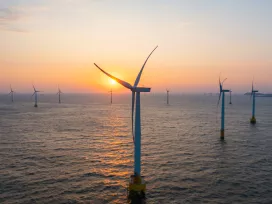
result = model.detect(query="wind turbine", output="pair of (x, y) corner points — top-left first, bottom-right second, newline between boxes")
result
(94, 46), (158, 200)
(217, 77), (230, 140)
(57, 86), (62, 104)
(166, 89), (170, 105)
(109, 89), (113, 104)
(250, 81), (258, 124)
(229, 90), (232, 104)
(32, 85), (41, 107)
(9, 85), (14, 102)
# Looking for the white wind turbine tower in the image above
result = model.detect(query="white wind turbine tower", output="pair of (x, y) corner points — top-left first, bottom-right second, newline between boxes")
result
(9, 85), (15, 102)
(166, 89), (170, 105)
(109, 89), (112, 104)
(32, 85), (41, 107)
(57, 85), (62, 104)
(94, 46), (158, 201)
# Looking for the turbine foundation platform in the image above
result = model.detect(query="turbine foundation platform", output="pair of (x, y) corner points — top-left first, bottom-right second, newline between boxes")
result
(34, 104), (38, 108)
(127, 175), (146, 203)
(250, 117), (256, 124)
(220, 129), (224, 140)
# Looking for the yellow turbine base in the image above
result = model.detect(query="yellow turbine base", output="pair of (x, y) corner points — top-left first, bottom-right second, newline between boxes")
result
(127, 175), (146, 203)
(250, 117), (256, 124)
(220, 130), (224, 140)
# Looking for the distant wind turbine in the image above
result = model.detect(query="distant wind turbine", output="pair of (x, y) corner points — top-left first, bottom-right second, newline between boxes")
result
(229, 90), (232, 104)
(250, 81), (258, 124)
(32, 85), (41, 107)
(109, 89), (112, 104)
(57, 86), (62, 104)
(217, 77), (230, 140)
(166, 89), (170, 105)
(94, 46), (158, 200)
(9, 85), (14, 102)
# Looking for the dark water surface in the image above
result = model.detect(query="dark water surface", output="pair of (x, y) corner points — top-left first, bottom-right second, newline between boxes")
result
(1, 94), (272, 204)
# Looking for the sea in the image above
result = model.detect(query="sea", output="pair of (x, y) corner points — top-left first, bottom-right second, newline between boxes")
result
(0, 93), (272, 204)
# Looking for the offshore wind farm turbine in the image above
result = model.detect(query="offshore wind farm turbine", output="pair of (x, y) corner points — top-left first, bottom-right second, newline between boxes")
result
(229, 90), (232, 104)
(109, 89), (112, 104)
(32, 85), (41, 107)
(166, 89), (170, 105)
(94, 46), (158, 200)
(217, 77), (230, 140)
(250, 81), (258, 124)
(9, 85), (14, 102)
(57, 86), (62, 104)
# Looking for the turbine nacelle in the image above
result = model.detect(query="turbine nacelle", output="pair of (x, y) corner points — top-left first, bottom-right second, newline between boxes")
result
(32, 85), (42, 97)
(219, 77), (227, 93)
(131, 87), (151, 92)
(222, 89), (230, 93)
(217, 77), (229, 106)
(9, 85), (14, 94)
(251, 81), (258, 98)
(32, 85), (41, 93)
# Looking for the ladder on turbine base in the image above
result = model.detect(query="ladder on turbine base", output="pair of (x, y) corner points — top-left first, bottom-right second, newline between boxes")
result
(127, 175), (146, 204)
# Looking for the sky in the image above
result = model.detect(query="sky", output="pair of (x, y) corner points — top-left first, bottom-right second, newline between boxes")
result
(0, 0), (271, 93)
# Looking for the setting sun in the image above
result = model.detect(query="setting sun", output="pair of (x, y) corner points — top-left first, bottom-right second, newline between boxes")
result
(110, 79), (117, 85)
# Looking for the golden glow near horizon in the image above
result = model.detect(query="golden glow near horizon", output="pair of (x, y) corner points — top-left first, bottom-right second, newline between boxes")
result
(0, 1), (271, 93)
(110, 79), (117, 85)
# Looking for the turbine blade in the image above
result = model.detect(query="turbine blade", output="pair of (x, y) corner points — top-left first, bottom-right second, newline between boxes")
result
(134, 46), (158, 87)
(32, 92), (35, 97)
(94, 63), (133, 89)
(217, 92), (221, 108)
(131, 91), (135, 144)
(219, 77), (222, 92)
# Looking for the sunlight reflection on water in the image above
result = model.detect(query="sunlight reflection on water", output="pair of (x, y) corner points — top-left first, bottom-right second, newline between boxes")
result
(0, 94), (272, 203)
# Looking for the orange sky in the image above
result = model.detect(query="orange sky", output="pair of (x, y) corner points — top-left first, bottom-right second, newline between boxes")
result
(0, 1), (271, 93)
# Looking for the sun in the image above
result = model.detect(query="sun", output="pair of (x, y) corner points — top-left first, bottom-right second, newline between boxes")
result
(110, 79), (116, 85)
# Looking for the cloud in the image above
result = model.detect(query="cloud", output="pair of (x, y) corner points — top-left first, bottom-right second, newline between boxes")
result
(0, 7), (27, 32)
(0, 8), (19, 22)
